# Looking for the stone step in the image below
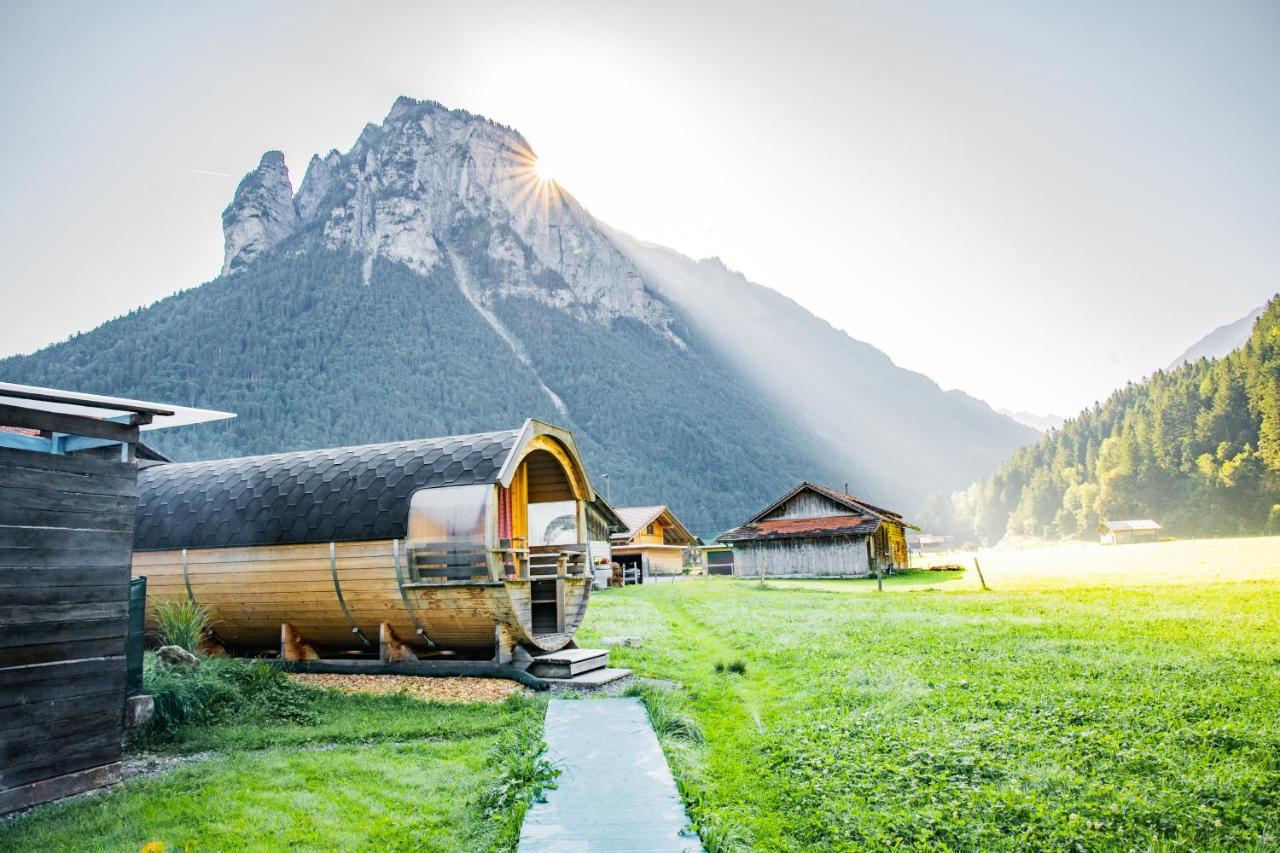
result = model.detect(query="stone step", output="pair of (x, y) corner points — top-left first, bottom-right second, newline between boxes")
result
(528, 648), (609, 679)
(541, 667), (633, 689)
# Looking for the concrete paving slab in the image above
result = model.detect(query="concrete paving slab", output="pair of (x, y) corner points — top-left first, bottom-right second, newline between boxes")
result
(518, 697), (702, 852)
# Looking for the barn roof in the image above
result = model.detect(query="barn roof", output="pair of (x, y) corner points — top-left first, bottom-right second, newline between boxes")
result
(719, 514), (881, 542)
(1098, 519), (1162, 532)
(611, 505), (698, 546)
(742, 481), (920, 530)
(134, 419), (589, 551)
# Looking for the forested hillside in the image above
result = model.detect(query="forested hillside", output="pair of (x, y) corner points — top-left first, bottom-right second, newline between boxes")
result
(926, 297), (1280, 543)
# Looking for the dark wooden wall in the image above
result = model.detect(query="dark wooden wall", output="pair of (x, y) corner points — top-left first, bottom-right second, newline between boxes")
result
(0, 446), (136, 815)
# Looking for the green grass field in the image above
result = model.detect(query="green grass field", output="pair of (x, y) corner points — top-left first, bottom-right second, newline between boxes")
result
(580, 536), (1280, 851)
(0, 689), (550, 852)
(4, 536), (1278, 851)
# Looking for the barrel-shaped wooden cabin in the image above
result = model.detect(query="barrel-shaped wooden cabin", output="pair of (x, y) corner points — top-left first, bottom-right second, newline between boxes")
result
(132, 420), (599, 660)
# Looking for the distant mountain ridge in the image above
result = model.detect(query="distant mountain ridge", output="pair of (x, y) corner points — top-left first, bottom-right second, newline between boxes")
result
(0, 96), (1036, 535)
(1167, 305), (1266, 370)
(933, 297), (1280, 542)
(998, 409), (1067, 434)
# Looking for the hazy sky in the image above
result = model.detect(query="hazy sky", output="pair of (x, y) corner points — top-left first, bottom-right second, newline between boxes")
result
(1, 1), (1277, 415)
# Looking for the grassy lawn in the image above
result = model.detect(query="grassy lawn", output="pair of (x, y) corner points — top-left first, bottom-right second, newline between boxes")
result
(0, 687), (549, 852)
(581, 537), (1280, 851)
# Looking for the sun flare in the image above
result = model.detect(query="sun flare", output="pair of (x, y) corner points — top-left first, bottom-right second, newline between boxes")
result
(533, 157), (555, 183)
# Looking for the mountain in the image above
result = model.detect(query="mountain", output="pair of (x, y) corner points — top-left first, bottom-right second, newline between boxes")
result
(0, 96), (1035, 536)
(1167, 305), (1266, 370)
(928, 297), (1280, 543)
(998, 408), (1067, 433)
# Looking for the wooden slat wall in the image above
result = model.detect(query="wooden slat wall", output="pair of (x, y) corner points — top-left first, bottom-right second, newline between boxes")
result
(135, 541), (416, 650)
(763, 490), (851, 521)
(136, 540), (594, 654)
(0, 447), (133, 815)
(731, 536), (872, 579)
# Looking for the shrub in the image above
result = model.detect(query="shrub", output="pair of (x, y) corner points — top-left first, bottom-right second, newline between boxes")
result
(152, 599), (216, 653)
(142, 655), (319, 737)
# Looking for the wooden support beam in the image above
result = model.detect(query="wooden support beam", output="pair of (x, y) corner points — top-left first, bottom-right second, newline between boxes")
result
(199, 633), (228, 657)
(280, 622), (319, 661)
(493, 624), (517, 665)
(379, 623), (418, 663)
(0, 402), (139, 445)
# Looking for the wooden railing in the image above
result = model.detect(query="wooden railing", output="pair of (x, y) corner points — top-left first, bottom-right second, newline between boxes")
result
(406, 539), (491, 583)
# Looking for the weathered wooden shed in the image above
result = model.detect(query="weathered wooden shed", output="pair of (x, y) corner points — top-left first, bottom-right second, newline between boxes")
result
(610, 505), (698, 582)
(133, 420), (601, 662)
(1098, 519), (1162, 545)
(0, 383), (228, 815)
(719, 482), (917, 579)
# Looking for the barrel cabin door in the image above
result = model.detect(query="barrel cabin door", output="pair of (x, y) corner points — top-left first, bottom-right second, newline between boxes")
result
(504, 443), (588, 637)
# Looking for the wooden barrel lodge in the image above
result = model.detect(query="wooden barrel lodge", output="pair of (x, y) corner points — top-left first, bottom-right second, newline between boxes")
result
(131, 419), (599, 659)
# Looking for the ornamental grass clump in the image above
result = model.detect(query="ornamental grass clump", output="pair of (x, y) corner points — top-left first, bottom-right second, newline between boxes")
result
(153, 599), (216, 653)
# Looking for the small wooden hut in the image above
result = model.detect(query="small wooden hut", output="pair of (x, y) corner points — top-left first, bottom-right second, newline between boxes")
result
(720, 482), (917, 579)
(699, 543), (735, 576)
(0, 383), (227, 815)
(1098, 519), (1161, 545)
(610, 505), (698, 582)
(133, 420), (600, 662)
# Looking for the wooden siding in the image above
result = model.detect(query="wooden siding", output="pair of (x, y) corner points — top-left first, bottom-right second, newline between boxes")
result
(731, 536), (871, 578)
(0, 447), (133, 815)
(135, 538), (590, 654)
(763, 490), (850, 521)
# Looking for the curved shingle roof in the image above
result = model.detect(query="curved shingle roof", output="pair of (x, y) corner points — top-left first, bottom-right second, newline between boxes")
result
(134, 429), (520, 551)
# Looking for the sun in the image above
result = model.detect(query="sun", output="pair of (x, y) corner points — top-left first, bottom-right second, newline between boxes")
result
(533, 157), (556, 183)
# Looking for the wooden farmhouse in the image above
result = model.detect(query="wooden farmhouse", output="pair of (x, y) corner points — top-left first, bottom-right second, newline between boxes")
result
(720, 482), (917, 579)
(133, 419), (603, 664)
(0, 382), (228, 815)
(610, 506), (698, 582)
(1098, 519), (1162, 545)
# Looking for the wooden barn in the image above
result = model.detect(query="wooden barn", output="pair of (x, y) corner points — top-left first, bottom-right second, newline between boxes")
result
(0, 383), (227, 815)
(609, 505), (698, 582)
(1098, 519), (1162, 545)
(719, 482), (917, 579)
(133, 420), (602, 663)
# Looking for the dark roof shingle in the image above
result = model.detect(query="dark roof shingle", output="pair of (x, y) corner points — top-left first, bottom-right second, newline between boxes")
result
(134, 429), (520, 551)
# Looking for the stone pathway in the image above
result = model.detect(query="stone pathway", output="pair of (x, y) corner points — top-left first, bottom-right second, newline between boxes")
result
(518, 698), (702, 852)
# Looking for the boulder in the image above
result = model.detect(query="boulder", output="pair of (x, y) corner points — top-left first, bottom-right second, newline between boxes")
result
(155, 645), (200, 668)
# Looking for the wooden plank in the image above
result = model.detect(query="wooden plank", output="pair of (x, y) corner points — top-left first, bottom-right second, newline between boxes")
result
(0, 486), (136, 516)
(0, 584), (126, 606)
(0, 445), (135, 478)
(0, 665), (125, 709)
(133, 540), (396, 565)
(0, 636), (127, 668)
(1, 714), (122, 768)
(0, 688), (124, 732)
(0, 601), (128, 626)
(0, 462), (136, 498)
(0, 551), (133, 572)
(0, 762), (121, 816)
(0, 503), (135, 533)
(2, 732), (123, 789)
(0, 526), (132, 552)
(0, 656), (121, 687)
(0, 617), (127, 649)
(0, 402), (138, 444)
(0, 710), (120, 760)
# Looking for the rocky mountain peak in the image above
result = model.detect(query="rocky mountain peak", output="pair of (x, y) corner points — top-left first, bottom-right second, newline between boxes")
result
(221, 150), (298, 276)
(219, 97), (680, 344)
